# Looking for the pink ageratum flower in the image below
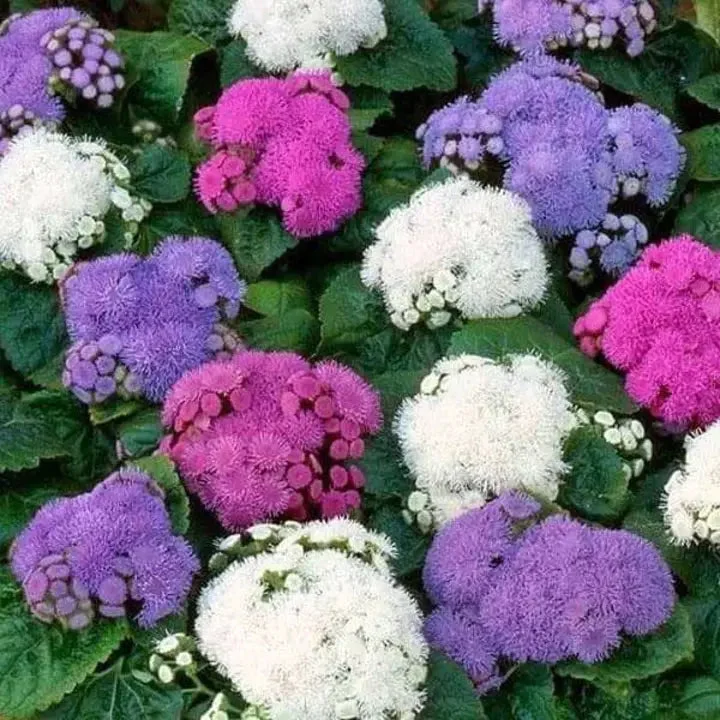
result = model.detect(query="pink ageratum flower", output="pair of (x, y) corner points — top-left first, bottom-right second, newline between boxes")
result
(193, 70), (364, 239)
(161, 350), (382, 530)
(574, 235), (720, 429)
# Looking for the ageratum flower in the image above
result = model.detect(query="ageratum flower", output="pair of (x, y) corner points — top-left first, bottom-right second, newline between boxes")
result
(417, 56), (684, 284)
(196, 519), (427, 720)
(479, 0), (657, 56)
(61, 236), (245, 405)
(194, 71), (364, 238)
(0, 129), (150, 283)
(423, 492), (675, 692)
(663, 421), (720, 546)
(0, 9), (125, 151)
(10, 468), (199, 630)
(395, 354), (575, 527)
(227, 0), (387, 73)
(362, 176), (548, 330)
(574, 236), (720, 429)
(161, 351), (382, 530)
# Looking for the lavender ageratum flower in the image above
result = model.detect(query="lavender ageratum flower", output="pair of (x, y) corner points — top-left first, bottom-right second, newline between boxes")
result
(479, 0), (658, 56)
(423, 492), (675, 691)
(10, 468), (199, 629)
(417, 56), (684, 285)
(61, 237), (246, 405)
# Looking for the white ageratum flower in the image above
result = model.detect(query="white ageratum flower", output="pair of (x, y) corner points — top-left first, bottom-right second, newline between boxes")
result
(663, 421), (720, 547)
(228, 0), (387, 73)
(0, 129), (150, 283)
(395, 353), (576, 527)
(196, 519), (427, 720)
(362, 177), (549, 331)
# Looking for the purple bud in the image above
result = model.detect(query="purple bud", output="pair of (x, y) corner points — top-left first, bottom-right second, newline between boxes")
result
(49, 580), (68, 598)
(97, 75), (115, 94)
(83, 59), (100, 74)
(59, 67), (72, 81)
(95, 376), (117, 397)
(54, 49), (72, 67)
(98, 334), (123, 355)
(68, 39), (84, 52)
(39, 554), (65, 568)
(97, 94), (114, 109)
(576, 230), (596, 249)
(25, 572), (48, 602)
(46, 564), (70, 580)
(113, 557), (134, 577)
(96, 355), (116, 375)
(83, 43), (104, 61)
(72, 387), (93, 404)
(68, 27), (86, 40)
(56, 596), (78, 616)
(68, 613), (91, 630)
(98, 576), (127, 605)
(74, 361), (98, 389)
(82, 84), (98, 100)
(103, 50), (122, 69)
(99, 604), (126, 618)
(194, 285), (218, 308)
(80, 342), (99, 361)
(97, 64), (111, 76)
(89, 31), (106, 45)
(72, 579), (90, 600)
(71, 68), (91, 90)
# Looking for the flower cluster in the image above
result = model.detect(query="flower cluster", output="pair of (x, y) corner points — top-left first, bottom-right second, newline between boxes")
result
(61, 237), (245, 405)
(663, 421), (720, 546)
(424, 493), (675, 691)
(161, 351), (382, 530)
(395, 354), (576, 528)
(574, 236), (720, 429)
(227, 0), (387, 73)
(478, 0), (657, 56)
(417, 56), (684, 283)
(194, 72), (364, 238)
(149, 633), (199, 685)
(361, 176), (548, 331)
(0, 8), (124, 151)
(195, 518), (427, 720)
(0, 130), (149, 282)
(10, 468), (199, 630)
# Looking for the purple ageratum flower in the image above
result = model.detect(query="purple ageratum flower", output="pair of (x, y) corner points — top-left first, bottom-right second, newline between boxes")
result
(480, 0), (657, 56)
(61, 237), (246, 405)
(10, 468), (199, 629)
(423, 492), (675, 691)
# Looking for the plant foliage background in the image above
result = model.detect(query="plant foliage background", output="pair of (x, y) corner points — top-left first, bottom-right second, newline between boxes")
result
(0, 0), (719, 718)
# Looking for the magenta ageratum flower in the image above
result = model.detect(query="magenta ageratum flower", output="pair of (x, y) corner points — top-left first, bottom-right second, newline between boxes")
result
(575, 236), (720, 429)
(161, 351), (382, 530)
(0, 8), (125, 152)
(423, 492), (674, 692)
(10, 468), (199, 629)
(193, 70), (364, 239)
(417, 56), (684, 284)
(61, 236), (246, 405)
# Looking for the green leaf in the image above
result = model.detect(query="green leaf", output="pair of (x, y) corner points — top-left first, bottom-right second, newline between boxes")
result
(681, 125), (720, 182)
(508, 664), (558, 720)
(131, 455), (190, 534)
(685, 598), (720, 680)
(39, 658), (183, 720)
(0, 568), (128, 719)
(219, 39), (261, 87)
(429, 0), (478, 29)
(137, 201), (218, 254)
(218, 207), (298, 281)
(347, 87), (394, 132)
(167, 0), (234, 43)
(676, 676), (720, 718)
(319, 267), (387, 351)
(369, 505), (429, 576)
(0, 391), (87, 473)
(116, 408), (164, 460)
(361, 429), (414, 500)
(420, 652), (487, 720)
(675, 186), (720, 247)
(369, 369), (424, 416)
(114, 31), (211, 127)
(335, 0), (456, 91)
(686, 74), (720, 110)
(89, 399), (143, 426)
(0, 273), (67, 380)
(560, 426), (630, 522)
(244, 279), (313, 317)
(449, 19), (513, 87)
(449, 317), (638, 414)
(556, 604), (694, 684)
(130, 146), (191, 204)
(237, 309), (319, 354)
(695, 0), (720, 44)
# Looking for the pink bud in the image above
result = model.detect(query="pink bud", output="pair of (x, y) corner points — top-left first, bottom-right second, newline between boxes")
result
(314, 395), (335, 419)
(287, 463), (313, 489)
(329, 439), (349, 460)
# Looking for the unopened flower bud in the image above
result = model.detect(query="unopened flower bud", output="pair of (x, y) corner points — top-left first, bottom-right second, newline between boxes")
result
(157, 664), (174, 684)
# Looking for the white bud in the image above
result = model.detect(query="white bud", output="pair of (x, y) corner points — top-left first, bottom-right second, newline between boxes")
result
(427, 310), (452, 328)
(628, 419), (645, 439)
(623, 177), (641, 198)
(631, 458), (645, 477)
(622, 463), (633, 482)
(348, 536), (366, 554)
(711, 531), (720, 545)
(148, 654), (162, 672)
(157, 665), (174, 684)
(415, 293), (431, 313)
(335, 699), (359, 719)
(402, 308), (420, 325)
(417, 509), (434, 533)
(594, 410), (615, 427)
(284, 573), (304, 592)
(621, 427), (638, 451)
(249, 524), (275, 541)
(695, 519), (710, 539)
(427, 289), (445, 308)
(112, 163), (131, 182)
(603, 427), (622, 445)
(707, 509), (720, 531)
(78, 215), (97, 236)
(401, 509), (413, 525)
(420, 373), (440, 395)
(408, 491), (429, 512)
(639, 439), (653, 461)
(156, 635), (180, 655)
(433, 269), (456, 292)
(670, 511), (695, 542)
(219, 534), (244, 552)
(390, 313), (410, 331)
(176, 651), (193, 667)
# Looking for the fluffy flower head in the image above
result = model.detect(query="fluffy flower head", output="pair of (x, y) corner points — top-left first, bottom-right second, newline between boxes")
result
(574, 236), (720, 428)
(363, 177), (548, 330)
(196, 518), (427, 720)
(0, 129), (148, 282)
(423, 493), (674, 691)
(162, 351), (382, 530)
(10, 468), (199, 629)
(228, 0), (387, 72)
(395, 354), (575, 526)
(663, 421), (720, 546)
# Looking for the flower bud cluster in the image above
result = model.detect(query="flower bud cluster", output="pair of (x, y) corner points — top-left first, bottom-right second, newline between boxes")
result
(362, 177), (548, 331)
(417, 56), (684, 283)
(194, 71), (364, 238)
(149, 633), (198, 685)
(132, 119), (177, 149)
(62, 237), (246, 404)
(575, 408), (652, 479)
(0, 130), (149, 283)
(162, 351), (382, 530)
